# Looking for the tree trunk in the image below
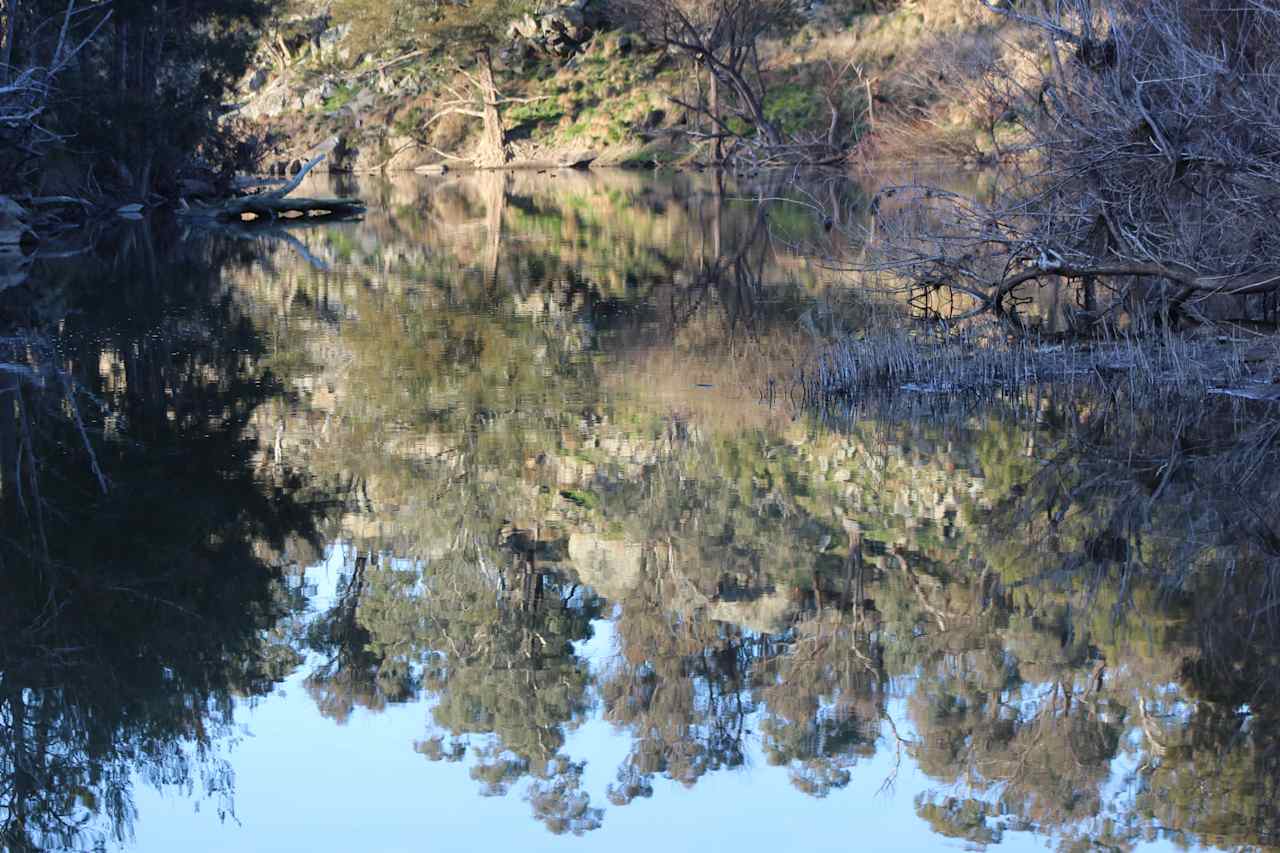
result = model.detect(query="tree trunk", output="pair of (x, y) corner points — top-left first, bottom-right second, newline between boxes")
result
(473, 49), (509, 169)
(712, 58), (781, 147)
(710, 68), (723, 164)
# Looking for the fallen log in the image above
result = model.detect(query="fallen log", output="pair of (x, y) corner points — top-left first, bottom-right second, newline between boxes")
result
(974, 261), (1280, 318)
(179, 195), (365, 224)
(263, 138), (337, 198)
(179, 146), (364, 225)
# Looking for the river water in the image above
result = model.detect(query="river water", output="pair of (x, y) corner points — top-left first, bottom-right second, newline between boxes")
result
(0, 170), (1276, 852)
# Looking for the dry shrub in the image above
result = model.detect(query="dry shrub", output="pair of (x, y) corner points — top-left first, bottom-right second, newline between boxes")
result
(852, 0), (1280, 329)
(429, 108), (474, 152)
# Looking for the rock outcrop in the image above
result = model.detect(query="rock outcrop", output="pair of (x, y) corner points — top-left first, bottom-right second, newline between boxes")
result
(504, 0), (610, 60)
(0, 197), (33, 292)
(0, 197), (33, 246)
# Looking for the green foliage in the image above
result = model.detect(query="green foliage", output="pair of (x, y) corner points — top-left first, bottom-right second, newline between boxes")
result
(393, 105), (428, 137)
(0, 229), (322, 849)
(915, 797), (1002, 845)
(331, 0), (534, 58)
(4, 0), (270, 194)
(763, 83), (824, 135)
(506, 98), (565, 126)
(12, 171), (1280, 850)
(322, 83), (356, 112)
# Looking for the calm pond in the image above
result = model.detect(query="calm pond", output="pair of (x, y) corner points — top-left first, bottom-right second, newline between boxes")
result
(1, 171), (1276, 852)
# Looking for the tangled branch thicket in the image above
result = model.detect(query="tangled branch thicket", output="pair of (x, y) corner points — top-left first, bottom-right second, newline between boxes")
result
(858, 0), (1280, 329)
(611, 0), (852, 167)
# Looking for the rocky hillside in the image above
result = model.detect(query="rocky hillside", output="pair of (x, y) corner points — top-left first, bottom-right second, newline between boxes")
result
(228, 0), (1028, 174)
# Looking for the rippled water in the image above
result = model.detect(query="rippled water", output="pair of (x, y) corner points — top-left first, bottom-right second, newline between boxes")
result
(1, 170), (1277, 852)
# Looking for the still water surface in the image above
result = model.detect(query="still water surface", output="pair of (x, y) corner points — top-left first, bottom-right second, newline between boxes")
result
(1, 171), (1276, 852)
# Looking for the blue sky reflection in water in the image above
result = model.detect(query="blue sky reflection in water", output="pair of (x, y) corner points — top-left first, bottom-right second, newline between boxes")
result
(124, 557), (1186, 853)
(124, 619), (1127, 851)
(118, 560), (1152, 853)
(3, 171), (1276, 853)
(117, 555), (1172, 850)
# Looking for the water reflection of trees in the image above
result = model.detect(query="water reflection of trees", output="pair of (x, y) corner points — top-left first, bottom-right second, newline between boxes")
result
(243, 174), (1280, 848)
(0, 225), (321, 850)
(969, 388), (1280, 850)
(26, 173), (1256, 850)
(299, 397), (1280, 847)
(355, 550), (606, 835)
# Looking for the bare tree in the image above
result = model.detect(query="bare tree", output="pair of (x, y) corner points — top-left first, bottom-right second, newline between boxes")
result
(852, 0), (1280, 330)
(615, 0), (844, 165)
(420, 48), (555, 168)
(0, 0), (111, 181)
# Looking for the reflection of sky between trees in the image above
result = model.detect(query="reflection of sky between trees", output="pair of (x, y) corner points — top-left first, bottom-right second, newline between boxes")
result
(117, 541), (1190, 852)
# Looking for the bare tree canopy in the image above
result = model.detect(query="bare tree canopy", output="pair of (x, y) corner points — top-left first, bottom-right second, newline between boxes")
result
(612, 0), (851, 165)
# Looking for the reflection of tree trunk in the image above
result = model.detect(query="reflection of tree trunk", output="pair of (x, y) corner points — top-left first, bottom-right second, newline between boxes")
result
(336, 554), (368, 643)
(712, 173), (723, 259)
(1082, 275), (1097, 312)
(480, 171), (509, 289)
(473, 49), (510, 169)
(893, 549), (948, 632)
(5, 685), (30, 849)
(841, 519), (863, 610)
(1137, 698), (1168, 757)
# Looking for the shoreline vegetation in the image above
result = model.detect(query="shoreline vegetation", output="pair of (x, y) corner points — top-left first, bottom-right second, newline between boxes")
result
(2, 1), (1279, 400)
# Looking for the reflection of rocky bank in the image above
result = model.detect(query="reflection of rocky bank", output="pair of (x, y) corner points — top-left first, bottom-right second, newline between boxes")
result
(214, 173), (984, 640)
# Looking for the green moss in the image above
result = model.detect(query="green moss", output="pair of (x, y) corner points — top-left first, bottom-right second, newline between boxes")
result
(506, 98), (564, 126)
(618, 143), (679, 167)
(725, 115), (754, 137)
(322, 84), (355, 113)
(766, 202), (822, 241)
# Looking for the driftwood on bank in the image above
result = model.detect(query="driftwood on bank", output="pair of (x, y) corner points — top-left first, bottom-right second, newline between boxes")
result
(179, 148), (364, 224)
(180, 195), (365, 223)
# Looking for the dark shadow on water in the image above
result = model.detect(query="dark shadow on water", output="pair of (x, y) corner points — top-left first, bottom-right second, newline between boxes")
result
(0, 221), (323, 850)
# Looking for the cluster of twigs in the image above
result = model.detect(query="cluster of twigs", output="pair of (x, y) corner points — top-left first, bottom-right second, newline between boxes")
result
(0, 0), (113, 185)
(851, 0), (1280, 329)
(613, 0), (850, 167)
